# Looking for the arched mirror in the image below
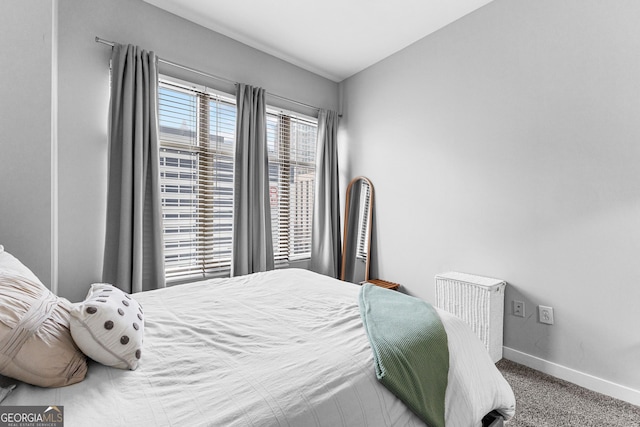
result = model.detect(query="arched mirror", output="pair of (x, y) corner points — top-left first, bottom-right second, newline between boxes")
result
(341, 177), (374, 284)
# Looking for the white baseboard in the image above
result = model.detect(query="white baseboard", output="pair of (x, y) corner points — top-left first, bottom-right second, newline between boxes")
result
(503, 346), (640, 407)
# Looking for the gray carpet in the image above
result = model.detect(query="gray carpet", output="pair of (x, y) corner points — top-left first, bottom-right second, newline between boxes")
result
(496, 359), (640, 427)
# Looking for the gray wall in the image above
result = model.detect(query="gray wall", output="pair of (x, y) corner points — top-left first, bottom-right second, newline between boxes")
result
(2, 0), (338, 302)
(340, 0), (640, 396)
(0, 0), (56, 287)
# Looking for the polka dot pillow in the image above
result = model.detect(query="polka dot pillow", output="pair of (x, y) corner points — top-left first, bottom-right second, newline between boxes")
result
(70, 284), (144, 370)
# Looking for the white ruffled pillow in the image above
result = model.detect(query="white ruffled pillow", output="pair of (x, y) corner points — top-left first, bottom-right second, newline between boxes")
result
(0, 247), (87, 387)
(70, 284), (144, 370)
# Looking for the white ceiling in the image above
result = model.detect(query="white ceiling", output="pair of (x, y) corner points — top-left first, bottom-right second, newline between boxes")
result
(143, 0), (495, 82)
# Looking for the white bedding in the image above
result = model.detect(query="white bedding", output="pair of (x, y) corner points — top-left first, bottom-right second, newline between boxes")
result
(2, 269), (514, 426)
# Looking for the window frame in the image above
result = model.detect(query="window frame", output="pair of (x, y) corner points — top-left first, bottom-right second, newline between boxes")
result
(158, 77), (237, 283)
(266, 109), (318, 267)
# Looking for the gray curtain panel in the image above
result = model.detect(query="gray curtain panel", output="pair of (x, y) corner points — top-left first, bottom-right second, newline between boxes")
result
(103, 43), (166, 293)
(310, 110), (341, 278)
(232, 84), (274, 276)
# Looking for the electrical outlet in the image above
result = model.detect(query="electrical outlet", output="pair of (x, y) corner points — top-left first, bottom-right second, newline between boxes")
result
(513, 300), (525, 317)
(539, 305), (554, 325)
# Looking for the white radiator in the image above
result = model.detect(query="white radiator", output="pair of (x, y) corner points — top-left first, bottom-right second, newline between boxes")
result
(435, 272), (506, 363)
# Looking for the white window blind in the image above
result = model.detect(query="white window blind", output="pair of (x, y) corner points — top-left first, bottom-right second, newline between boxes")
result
(266, 111), (317, 265)
(158, 80), (236, 281)
(158, 77), (318, 281)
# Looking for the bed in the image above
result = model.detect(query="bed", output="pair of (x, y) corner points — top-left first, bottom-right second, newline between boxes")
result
(0, 250), (515, 426)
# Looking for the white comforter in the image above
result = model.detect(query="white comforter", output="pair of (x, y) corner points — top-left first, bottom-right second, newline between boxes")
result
(3, 269), (515, 426)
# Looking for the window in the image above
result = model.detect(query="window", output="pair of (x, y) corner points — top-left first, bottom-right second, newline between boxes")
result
(267, 111), (318, 265)
(158, 78), (317, 282)
(158, 80), (236, 281)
